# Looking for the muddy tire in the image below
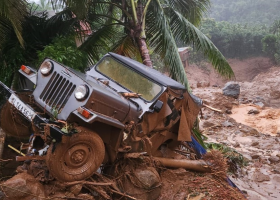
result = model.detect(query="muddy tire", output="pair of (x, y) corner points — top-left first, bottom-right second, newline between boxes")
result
(46, 127), (105, 182)
(0, 102), (31, 138)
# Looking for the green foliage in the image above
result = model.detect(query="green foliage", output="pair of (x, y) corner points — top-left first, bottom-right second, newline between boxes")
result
(195, 19), (269, 59)
(205, 142), (249, 174)
(261, 34), (280, 64)
(209, 0), (280, 25)
(37, 36), (88, 71)
(0, 9), (76, 85)
(51, 0), (234, 88)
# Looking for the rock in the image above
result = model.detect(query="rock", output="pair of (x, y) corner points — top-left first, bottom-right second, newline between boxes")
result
(1, 172), (46, 200)
(225, 109), (232, 114)
(272, 168), (280, 174)
(239, 126), (260, 137)
(197, 81), (210, 88)
(222, 121), (234, 127)
(222, 82), (240, 99)
(123, 167), (161, 200)
(251, 154), (260, 159)
(268, 156), (280, 164)
(251, 142), (259, 147)
(253, 171), (270, 182)
(233, 143), (240, 148)
(202, 121), (216, 128)
(248, 109), (260, 114)
(254, 102), (264, 108)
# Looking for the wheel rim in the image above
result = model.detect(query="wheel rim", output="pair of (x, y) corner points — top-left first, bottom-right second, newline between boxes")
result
(61, 143), (95, 175)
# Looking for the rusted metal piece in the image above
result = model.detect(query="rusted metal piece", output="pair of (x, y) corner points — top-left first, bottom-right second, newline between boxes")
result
(16, 155), (46, 162)
(154, 157), (211, 172)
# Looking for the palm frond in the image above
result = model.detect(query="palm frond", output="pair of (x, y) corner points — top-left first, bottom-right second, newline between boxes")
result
(112, 36), (142, 62)
(0, 0), (27, 46)
(167, 0), (210, 25)
(169, 10), (234, 78)
(79, 23), (125, 64)
(146, 0), (189, 88)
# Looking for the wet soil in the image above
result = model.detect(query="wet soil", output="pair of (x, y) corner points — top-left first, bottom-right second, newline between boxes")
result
(190, 57), (280, 200)
(0, 56), (279, 199)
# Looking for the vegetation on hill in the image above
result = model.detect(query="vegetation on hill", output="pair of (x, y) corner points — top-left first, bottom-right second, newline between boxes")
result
(208, 0), (280, 25)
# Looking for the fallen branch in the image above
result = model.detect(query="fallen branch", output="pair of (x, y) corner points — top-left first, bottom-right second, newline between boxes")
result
(154, 157), (211, 172)
(110, 189), (137, 200)
(0, 159), (12, 162)
(203, 104), (222, 113)
(63, 181), (113, 187)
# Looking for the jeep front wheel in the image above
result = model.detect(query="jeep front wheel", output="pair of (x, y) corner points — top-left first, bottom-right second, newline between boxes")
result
(46, 127), (105, 182)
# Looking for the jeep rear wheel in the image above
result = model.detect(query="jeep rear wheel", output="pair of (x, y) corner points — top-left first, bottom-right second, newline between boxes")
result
(46, 127), (105, 182)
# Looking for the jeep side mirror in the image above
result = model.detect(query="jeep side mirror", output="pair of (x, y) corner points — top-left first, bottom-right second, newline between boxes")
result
(153, 100), (163, 113)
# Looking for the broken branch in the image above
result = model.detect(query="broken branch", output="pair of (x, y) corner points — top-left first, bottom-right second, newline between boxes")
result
(203, 104), (222, 113)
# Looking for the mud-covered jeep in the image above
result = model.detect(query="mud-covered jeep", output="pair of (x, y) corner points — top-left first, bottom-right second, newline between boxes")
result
(0, 52), (202, 182)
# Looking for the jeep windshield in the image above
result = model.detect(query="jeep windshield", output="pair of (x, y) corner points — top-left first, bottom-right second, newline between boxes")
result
(96, 56), (162, 101)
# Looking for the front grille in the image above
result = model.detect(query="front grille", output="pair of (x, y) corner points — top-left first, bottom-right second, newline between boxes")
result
(39, 72), (76, 113)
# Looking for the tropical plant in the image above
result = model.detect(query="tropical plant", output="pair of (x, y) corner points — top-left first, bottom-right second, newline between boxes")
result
(0, 0), (27, 47)
(0, 9), (76, 85)
(37, 36), (88, 71)
(50, 0), (234, 87)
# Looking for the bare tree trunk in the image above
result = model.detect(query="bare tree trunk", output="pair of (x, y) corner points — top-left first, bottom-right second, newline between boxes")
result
(137, 38), (153, 68)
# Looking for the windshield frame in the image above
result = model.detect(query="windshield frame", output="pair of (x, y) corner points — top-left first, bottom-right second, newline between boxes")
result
(95, 55), (164, 102)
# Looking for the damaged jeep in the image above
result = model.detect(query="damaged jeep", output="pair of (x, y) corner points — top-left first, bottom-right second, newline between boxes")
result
(0, 52), (202, 182)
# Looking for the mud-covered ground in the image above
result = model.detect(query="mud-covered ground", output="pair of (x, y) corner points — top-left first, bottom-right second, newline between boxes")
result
(190, 57), (280, 200)
(0, 57), (279, 200)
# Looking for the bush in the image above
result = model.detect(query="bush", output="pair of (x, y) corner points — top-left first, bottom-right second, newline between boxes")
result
(37, 36), (88, 71)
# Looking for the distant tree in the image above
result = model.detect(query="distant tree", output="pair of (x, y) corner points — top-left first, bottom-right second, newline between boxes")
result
(270, 20), (280, 36)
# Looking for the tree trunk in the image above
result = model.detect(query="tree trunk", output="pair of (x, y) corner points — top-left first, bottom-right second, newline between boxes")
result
(137, 37), (153, 68)
(134, 1), (153, 68)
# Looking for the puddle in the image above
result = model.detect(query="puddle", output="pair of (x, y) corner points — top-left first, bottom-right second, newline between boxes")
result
(231, 104), (280, 135)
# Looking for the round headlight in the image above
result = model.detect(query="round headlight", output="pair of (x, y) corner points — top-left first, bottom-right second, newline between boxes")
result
(74, 85), (89, 100)
(40, 61), (53, 75)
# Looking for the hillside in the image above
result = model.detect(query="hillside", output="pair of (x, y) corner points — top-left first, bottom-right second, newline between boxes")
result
(208, 0), (280, 25)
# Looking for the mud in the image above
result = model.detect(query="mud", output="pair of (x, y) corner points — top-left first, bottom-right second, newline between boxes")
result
(0, 57), (279, 199)
(191, 58), (280, 200)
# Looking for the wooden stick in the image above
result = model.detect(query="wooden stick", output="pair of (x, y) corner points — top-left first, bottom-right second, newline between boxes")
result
(8, 145), (25, 156)
(64, 181), (113, 187)
(110, 189), (137, 200)
(203, 104), (222, 113)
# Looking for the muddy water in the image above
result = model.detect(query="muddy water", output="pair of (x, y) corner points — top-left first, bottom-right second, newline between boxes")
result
(231, 105), (280, 136)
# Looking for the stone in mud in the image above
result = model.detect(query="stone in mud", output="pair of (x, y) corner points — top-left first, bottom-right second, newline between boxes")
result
(254, 102), (264, 108)
(268, 156), (280, 164)
(253, 171), (270, 182)
(225, 109), (232, 114)
(239, 126), (259, 137)
(251, 142), (259, 147)
(122, 167), (161, 200)
(202, 121), (216, 128)
(222, 121), (234, 127)
(222, 82), (240, 99)
(251, 154), (260, 159)
(248, 109), (260, 114)
(197, 81), (210, 88)
(1, 172), (46, 200)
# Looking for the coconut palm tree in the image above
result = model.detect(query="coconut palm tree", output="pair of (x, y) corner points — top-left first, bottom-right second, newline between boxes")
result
(0, 0), (27, 47)
(54, 0), (234, 87)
